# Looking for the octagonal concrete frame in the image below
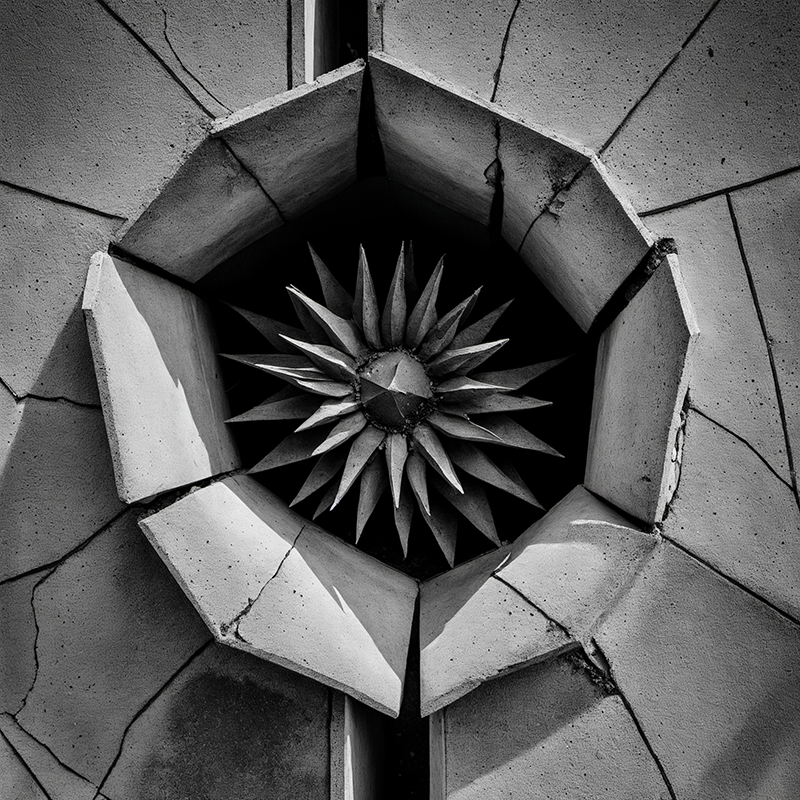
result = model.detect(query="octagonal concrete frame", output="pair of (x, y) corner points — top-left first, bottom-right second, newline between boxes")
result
(85, 51), (698, 716)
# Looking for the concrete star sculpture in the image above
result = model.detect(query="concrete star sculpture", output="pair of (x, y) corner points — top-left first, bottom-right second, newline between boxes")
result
(225, 244), (562, 566)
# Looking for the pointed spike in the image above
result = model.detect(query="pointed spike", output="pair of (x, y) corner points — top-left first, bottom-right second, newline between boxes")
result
(473, 358), (568, 390)
(290, 448), (348, 505)
(308, 243), (354, 317)
(427, 410), (502, 445)
(280, 335), (357, 382)
(313, 481), (339, 519)
(289, 290), (329, 341)
(405, 451), (430, 515)
(426, 339), (509, 378)
(404, 240), (418, 303)
(412, 423), (463, 494)
(394, 483), (414, 558)
(446, 440), (542, 508)
(295, 397), (359, 431)
(227, 305), (310, 352)
(295, 379), (353, 397)
(431, 472), (501, 546)
(422, 495), (458, 567)
(477, 414), (563, 456)
(451, 300), (513, 349)
(331, 426), (386, 508)
(311, 411), (368, 455)
(442, 393), (551, 415)
(353, 246), (382, 349)
(434, 375), (507, 399)
(492, 455), (544, 509)
(249, 428), (331, 473)
(405, 257), (444, 348)
(381, 244), (407, 347)
(418, 288), (482, 361)
(227, 390), (321, 423)
(385, 433), (409, 508)
(287, 285), (367, 358)
(356, 456), (389, 542)
(220, 353), (316, 373)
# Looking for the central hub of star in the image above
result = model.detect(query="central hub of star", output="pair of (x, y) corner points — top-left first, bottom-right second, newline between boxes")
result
(358, 350), (434, 430)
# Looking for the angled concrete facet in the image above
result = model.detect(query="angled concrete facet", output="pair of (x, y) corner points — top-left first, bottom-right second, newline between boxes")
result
(116, 138), (282, 282)
(419, 546), (574, 716)
(586, 254), (699, 522)
(214, 62), (364, 220)
(141, 476), (419, 718)
(82, 252), (239, 503)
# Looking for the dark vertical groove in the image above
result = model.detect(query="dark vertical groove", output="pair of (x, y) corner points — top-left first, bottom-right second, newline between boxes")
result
(286, 0), (293, 90)
(356, 64), (387, 179)
(726, 194), (800, 512)
(486, 120), (505, 245)
(491, 0), (522, 103)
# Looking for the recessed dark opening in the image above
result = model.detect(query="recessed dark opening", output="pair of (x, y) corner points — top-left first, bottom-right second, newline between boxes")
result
(311, 0), (369, 78)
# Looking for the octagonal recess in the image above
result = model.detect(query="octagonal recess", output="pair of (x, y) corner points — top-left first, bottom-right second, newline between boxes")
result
(139, 475), (418, 718)
(586, 254), (699, 523)
(419, 485), (656, 716)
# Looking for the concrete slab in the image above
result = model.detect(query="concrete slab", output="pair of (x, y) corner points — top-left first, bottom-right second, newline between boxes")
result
(214, 62), (364, 219)
(519, 158), (654, 331)
(16, 512), (210, 785)
(0, 574), (40, 714)
(665, 410), (800, 620)
(102, 0), (292, 115)
(83, 253), (239, 503)
(0, 185), (118, 403)
(420, 546), (574, 716)
(730, 170), (800, 472)
(495, 486), (656, 639)
(0, 714), (96, 800)
(440, 655), (672, 799)
(0, 0), (208, 218)
(116, 138), (282, 282)
(142, 476), (418, 717)
(101, 644), (329, 800)
(646, 196), (790, 480)
(0, 391), (124, 583)
(0, 732), (48, 800)
(494, 0), (710, 151)
(381, 0), (519, 100)
(586, 254), (698, 521)
(603, 0), (800, 211)
(596, 541), (800, 799)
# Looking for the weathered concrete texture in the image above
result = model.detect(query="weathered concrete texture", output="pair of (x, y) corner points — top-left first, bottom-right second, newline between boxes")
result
(0, 186), (119, 403)
(0, 574), (41, 714)
(0, 714), (96, 800)
(381, 0), (519, 100)
(646, 196), (790, 479)
(495, 486), (656, 639)
(0, 390), (124, 582)
(0, 732), (48, 800)
(0, 0), (209, 218)
(730, 170), (800, 474)
(214, 62), (364, 219)
(494, 0), (710, 151)
(665, 410), (800, 620)
(83, 253), (239, 503)
(16, 512), (210, 785)
(439, 656), (672, 799)
(103, 0), (295, 115)
(586, 255), (698, 521)
(142, 476), (418, 717)
(420, 547), (574, 716)
(116, 138), (281, 282)
(596, 541), (800, 799)
(101, 645), (329, 800)
(603, 0), (800, 211)
(519, 159), (654, 331)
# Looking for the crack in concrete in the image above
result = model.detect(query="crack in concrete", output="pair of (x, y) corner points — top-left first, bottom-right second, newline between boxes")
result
(0, 726), (55, 800)
(591, 640), (678, 799)
(660, 392), (688, 520)
(0, 179), (126, 222)
(598, 0), (724, 156)
(690, 404), (794, 492)
(218, 139), (289, 222)
(484, 119), (505, 242)
(491, 574), (572, 640)
(220, 525), (306, 640)
(162, 9), (231, 113)
(91, 0), (215, 117)
(94, 638), (213, 800)
(726, 194), (800, 514)
(490, 0), (522, 103)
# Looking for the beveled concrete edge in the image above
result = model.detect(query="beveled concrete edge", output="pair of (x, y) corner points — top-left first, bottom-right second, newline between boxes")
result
(138, 476), (419, 719)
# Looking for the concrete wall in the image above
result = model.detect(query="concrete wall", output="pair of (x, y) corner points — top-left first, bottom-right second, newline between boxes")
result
(2, 0), (800, 797)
